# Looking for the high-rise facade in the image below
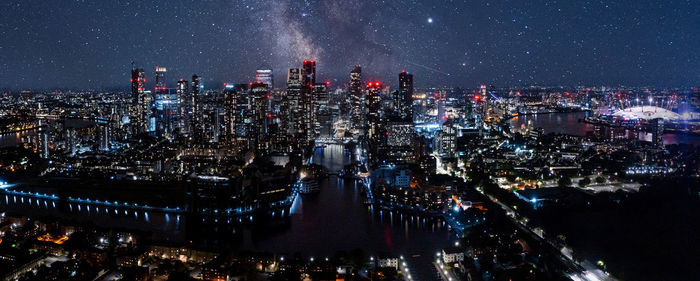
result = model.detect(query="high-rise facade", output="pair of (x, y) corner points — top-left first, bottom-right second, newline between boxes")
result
(301, 60), (316, 141)
(365, 81), (383, 140)
(439, 118), (456, 155)
(349, 66), (364, 132)
(233, 83), (250, 140)
(177, 79), (190, 135)
(153, 66), (173, 138)
(312, 83), (330, 138)
(223, 83), (237, 146)
(191, 74), (203, 143)
(130, 67), (148, 134)
(285, 68), (303, 135)
(397, 70), (414, 121)
(385, 71), (415, 162)
(255, 69), (274, 90)
(301, 60), (316, 87)
(155, 66), (167, 93)
(249, 82), (270, 153)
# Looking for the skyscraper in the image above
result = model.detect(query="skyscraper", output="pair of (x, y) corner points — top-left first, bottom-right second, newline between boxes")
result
(301, 60), (317, 141)
(130, 66), (147, 134)
(365, 81), (382, 140)
(301, 60), (316, 87)
(191, 74), (203, 143)
(285, 68), (303, 135)
(255, 69), (274, 90)
(480, 84), (488, 122)
(98, 120), (110, 151)
(386, 71), (415, 162)
(223, 83), (237, 146)
(37, 119), (49, 158)
(153, 66), (173, 138)
(312, 83), (330, 138)
(155, 66), (167, 93)
(349, 65), (364, 131)
(250, 82), (270, 153)
(233, 83), (249, 140)
(397, 70), (414, 121)
(177, 79), (190, 135)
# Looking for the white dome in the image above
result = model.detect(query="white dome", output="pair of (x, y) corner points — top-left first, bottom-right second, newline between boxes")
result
(613, 106), (681, 121)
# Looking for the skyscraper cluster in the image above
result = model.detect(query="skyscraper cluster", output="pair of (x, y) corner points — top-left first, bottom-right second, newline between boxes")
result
(125, 60), (421, 166)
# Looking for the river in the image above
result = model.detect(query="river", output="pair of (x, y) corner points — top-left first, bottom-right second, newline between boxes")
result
(509, 111), (700, 145)
(0, 143), (451, 280)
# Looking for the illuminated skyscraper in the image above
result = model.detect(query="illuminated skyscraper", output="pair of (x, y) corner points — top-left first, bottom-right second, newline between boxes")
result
(312, 83), (330, 138)
(349, 65), (364, 131)
(285, 68), (303, 135)
(480, 84), (488, 121)
(233, 83), (249, 139)
(153, 66), (174, 138)
(302, 60), (316, 87)
(255, 69), (274, 90)
(300, 60), (316, 140)
(177, 79), (190, 135)
(385, 71), (415, 161)
(250, 82), (270, 153)
(223, 83), (236, 145)
(439, 118), (456, 155)
(397, 70), (414, 121)
(155, 66), (167, 93)
(365, 81), (382, 140)
(37, 119), (49, 158)
(98, 118), (110, 151)
(130, 66), (148, 134)
(191, 74), (203, 143)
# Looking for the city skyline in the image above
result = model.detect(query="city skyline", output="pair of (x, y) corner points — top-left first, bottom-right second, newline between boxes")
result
(1, 2), (699, 281)
(1, 0), (698, 90)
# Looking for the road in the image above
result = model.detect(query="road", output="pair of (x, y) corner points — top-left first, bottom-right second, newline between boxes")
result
(483, 191), (616, 281)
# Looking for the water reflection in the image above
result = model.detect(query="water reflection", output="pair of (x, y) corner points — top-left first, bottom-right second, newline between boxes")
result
(0, 143), (453, 279)
(510, 111), (700, 145)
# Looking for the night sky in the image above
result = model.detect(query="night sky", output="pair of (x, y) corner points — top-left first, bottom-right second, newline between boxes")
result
(0, 0), (697, 90)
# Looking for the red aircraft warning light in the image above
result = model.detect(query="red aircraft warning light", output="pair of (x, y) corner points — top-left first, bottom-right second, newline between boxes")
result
(367, 81), (381, 88)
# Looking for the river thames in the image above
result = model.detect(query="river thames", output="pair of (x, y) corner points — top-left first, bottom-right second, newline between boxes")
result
(509, 111), (700, 145)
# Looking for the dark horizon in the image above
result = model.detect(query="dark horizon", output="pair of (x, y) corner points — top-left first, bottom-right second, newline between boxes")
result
(1, 72), (698, 93)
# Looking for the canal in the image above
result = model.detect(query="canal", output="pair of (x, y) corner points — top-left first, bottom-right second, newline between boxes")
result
(238, 143), (453, 279)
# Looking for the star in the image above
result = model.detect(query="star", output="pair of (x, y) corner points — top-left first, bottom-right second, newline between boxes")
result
(427, 17), (433, 24)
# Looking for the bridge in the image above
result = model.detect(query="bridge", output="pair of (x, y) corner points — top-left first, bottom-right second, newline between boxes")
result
(314, 137), (354, 145)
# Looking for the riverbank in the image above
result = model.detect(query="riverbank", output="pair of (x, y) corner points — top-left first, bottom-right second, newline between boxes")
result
(510, 111), (700, 145)
(502, 108), (590, 122)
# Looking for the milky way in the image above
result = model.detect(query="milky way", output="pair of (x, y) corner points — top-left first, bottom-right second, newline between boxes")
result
(0, 0), (697, 90)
